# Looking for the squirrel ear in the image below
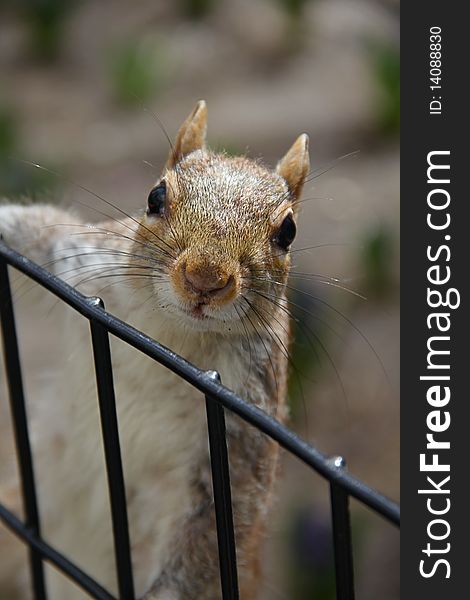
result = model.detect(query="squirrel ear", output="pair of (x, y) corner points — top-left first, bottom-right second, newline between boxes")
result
(166, 100), (208, 168)
(276, 134), (310, 200)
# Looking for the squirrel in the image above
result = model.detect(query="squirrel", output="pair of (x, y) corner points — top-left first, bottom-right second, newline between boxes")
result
(0, 100), (310, 599)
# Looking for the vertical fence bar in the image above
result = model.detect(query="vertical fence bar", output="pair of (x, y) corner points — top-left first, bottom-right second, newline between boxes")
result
(88, 297), (135, 600)
(329, 456), (355, 600)
(0, 258), (47, 600)
(205, 371), (239, 600)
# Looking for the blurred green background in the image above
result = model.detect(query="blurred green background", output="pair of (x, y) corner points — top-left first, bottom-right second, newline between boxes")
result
(0, 1), (399, 598)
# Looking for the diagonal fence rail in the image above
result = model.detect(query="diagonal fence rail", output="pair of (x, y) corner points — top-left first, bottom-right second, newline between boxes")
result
(0, 243), (399, 600)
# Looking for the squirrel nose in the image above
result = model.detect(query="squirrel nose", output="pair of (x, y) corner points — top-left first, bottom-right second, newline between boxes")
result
(183, 262), (234, 298)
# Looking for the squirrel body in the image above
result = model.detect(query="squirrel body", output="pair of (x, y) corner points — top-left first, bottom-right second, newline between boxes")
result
(0, 101), (309, 599)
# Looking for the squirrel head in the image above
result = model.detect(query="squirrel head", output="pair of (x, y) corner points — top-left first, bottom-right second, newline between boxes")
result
(135, 100), (309, 334)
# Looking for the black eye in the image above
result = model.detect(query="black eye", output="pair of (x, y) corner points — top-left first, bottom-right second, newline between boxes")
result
(147, 181), (166, 216)
(275, 213), (296, 250)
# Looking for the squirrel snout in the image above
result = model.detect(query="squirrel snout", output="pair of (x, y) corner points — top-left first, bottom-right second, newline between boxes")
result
(181, 261), (236, 301)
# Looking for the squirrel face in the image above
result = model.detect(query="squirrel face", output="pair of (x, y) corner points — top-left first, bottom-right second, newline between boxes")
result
(134, 101), (309, 334)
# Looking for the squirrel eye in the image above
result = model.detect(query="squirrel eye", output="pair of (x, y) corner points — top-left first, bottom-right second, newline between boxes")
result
(275, 213), (296, 251)
(147, 181), (166, 216)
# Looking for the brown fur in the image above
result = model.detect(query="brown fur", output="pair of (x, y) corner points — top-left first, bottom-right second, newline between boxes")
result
(0, 101), (309, 599)
(140, 102), (308, 598)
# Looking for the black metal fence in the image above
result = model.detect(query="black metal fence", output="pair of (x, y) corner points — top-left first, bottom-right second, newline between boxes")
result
(0, 242), (400, 600)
